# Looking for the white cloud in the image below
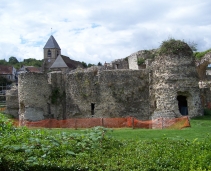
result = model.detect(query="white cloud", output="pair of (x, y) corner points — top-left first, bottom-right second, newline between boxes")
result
(0, 0), (211, 64)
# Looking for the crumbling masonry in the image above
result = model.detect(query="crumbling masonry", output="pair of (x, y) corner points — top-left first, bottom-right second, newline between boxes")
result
(5, 39), (211, 122)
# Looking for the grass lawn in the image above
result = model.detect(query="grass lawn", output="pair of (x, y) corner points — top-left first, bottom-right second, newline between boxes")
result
(47, 115), (211, 141)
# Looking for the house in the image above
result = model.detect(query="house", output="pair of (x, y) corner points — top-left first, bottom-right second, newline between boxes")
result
(16, 66), (41, 78)
(17, 66), (41, 73)
(0, 65), (16, 81)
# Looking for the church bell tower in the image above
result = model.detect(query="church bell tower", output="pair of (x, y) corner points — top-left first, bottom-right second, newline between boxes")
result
(43, 35), (61, 71)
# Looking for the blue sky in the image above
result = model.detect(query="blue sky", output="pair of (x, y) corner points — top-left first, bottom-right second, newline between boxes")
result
(0, 0), (211, 64)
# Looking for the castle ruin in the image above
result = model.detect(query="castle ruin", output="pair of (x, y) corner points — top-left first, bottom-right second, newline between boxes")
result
(5, 36), (210, 123)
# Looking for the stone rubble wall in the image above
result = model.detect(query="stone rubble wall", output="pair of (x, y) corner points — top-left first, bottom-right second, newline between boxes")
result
(128, 50), (157, 70)
(5, 85), (19, 118)
(65, 69), (150, 120)
(196, 52), (211, 80)
(11, 49), (210, 122)
(110, 58), (129, 69)
(18, 73), (51, 122)
(128, 55), (139, 70)
(151, 54), (203, 119)
(17, 69), (150, 121)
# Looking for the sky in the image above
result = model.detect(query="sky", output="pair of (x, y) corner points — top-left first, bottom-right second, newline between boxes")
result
(0, 0), (211, 64)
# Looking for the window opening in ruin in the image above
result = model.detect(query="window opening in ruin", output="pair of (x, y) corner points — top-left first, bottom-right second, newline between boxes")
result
(47, 49), (51, 57)
(154, 101), (157, 109)
(115, 64), (119, 69)
(91, 103), (95, 117)
(177, 95), (188, 115)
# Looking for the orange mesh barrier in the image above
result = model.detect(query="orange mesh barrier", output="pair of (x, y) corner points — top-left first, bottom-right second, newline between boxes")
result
(13, 116), (190, 129)
(0, 107), (6, 112)
(102, 118), (127, 128)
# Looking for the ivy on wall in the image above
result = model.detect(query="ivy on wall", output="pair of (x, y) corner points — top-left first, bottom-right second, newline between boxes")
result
(50, 88), (65, 104)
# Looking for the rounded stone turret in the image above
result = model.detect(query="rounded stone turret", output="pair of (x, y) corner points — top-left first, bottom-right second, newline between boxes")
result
(151, 39), (203, 119)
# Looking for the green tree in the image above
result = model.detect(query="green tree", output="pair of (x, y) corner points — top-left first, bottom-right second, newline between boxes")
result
(88, 63), (94, 67)
(0, 59), (8, 65)
(81, 61), (88, 68)
(98, 62), (102, 66)
(22, 58), (43, 67)
(9, 56), (19, 65)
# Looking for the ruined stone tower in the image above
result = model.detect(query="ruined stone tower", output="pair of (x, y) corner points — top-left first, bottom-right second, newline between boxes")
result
(151, 39), (203, 119)
(43, 35), (61, 71)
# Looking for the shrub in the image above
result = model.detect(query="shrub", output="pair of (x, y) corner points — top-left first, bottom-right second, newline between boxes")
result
(137, 58), (145, 65)
(1, 113), (211, 170)
(159, 38), (193, 56)
(194, 48), (211, 60)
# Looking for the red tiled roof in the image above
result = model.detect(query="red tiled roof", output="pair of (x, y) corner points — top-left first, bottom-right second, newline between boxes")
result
(25, 66), (41, 73)
(0, 65), (13, 75)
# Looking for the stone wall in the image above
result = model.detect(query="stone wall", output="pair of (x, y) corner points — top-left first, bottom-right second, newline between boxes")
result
(128, 50), (157, 70)
(5, 85), (19, 118)
(110, 58), (129, 69)
(18, 69), (150, 121)
(151, 54), (203, 119)
(18, 73), (51, 122)
(65, 70), (149, 119)
(128, 55), (139, 70)
(196, 52), (211, 80)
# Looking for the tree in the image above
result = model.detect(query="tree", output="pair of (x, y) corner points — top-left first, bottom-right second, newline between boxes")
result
(9, 56), (19, 65)
(0, 59), (8, 65)
(88, 63), (94, 67)
(98, 62), (102, 66)
(81, 61), (88, 68)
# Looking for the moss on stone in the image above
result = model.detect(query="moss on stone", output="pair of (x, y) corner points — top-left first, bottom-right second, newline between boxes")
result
(194, 48), (211, 59)
(159, 38), (193, 56)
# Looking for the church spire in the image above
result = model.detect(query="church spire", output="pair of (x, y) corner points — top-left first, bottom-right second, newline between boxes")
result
(44, 35), (61, 49)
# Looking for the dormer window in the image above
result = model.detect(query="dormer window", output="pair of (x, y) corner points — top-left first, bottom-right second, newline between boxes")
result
(47, 49), (51, 57)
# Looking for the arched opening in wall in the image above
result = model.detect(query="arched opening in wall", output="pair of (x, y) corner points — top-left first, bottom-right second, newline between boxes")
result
(47, 49), (51, 57)
(177, 95), (188, 115)
(91, 103), (95, 117)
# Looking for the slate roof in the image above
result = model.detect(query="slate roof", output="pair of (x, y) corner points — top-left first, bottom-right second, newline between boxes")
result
(50, 55), (83, 70)
(0, 65), (13, 75)
(44, 35), (61, 49)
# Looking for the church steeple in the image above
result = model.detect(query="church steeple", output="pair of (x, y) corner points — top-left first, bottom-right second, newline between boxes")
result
(43, 35), (61, 71)
(44, 35), (61, 49)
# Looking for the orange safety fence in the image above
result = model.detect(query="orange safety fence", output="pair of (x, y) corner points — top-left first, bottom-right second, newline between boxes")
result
(12, 116), (190, 129)
(0, 107), (6, 112)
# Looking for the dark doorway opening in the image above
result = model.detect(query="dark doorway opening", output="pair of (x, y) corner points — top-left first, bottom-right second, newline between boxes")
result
(91, 103), (95, 117)
(177, 95), (188, 115)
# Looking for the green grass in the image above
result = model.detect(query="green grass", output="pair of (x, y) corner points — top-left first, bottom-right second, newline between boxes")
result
(1, 113), (211, 170)
(46, 115), (211, 141)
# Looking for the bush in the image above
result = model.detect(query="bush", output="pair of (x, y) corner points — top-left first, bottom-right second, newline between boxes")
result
(194, 48), (211, 60)
(159, 38), (193, 56)
(1, 113), (211, 170)
(137, 58), (145, 65)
